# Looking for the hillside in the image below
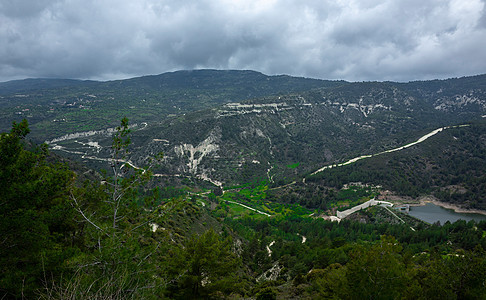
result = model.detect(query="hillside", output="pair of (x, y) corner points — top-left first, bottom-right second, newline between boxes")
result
(2, 109), (486, 299)
(0, 70), (342, 141)
(306, 119), (486, 210)
(40, 73), (486, 188)
(3, 70), (484, 218)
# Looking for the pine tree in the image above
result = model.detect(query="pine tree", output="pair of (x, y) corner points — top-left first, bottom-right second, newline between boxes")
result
(0, 120), (76, 298)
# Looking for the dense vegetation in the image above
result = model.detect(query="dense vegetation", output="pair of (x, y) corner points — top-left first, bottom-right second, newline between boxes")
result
(0, 70), (341, 141)
(2, 120), (486, 299)
(307, 119), (486, 210)
(0, 120), (76, 296)
(2, 71), (486, 298)
(46, 72), (484, 187)
(2, 71), (486, 188)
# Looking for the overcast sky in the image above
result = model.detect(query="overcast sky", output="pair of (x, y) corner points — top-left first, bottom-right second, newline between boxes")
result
(1, 0), (486, 83)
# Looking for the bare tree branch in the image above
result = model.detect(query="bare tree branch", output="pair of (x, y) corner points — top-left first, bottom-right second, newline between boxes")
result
(71, 192), (109, 237)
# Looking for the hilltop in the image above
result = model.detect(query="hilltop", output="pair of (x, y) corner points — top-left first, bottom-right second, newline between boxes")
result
(0, 70), (341, 141)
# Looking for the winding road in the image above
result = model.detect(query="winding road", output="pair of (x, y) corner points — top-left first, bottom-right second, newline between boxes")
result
(311, 124), (469, 176)
(226, 200), (271, 217)
(48, 123), (470, 221)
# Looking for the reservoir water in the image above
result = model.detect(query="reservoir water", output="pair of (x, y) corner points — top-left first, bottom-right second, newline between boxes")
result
(408, 203), (486, 224)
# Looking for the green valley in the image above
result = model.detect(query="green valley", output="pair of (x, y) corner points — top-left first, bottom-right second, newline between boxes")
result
(2, 70), (486, 299)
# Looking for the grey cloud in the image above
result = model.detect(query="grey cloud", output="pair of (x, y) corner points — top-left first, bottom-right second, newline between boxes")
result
(479, 0), (486, 28)
(0, 0), (59, 19)
(1, 0), (486, 82)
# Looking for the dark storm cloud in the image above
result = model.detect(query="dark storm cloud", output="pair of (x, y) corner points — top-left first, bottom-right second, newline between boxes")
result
(1, 0), (485, 82)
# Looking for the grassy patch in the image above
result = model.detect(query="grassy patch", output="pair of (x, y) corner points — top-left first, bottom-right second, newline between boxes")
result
(216, 180), (311, 219)
(286, 162), (300, 169)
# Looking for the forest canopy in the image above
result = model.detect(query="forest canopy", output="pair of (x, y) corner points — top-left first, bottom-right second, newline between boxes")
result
(1, 120), (486, 299)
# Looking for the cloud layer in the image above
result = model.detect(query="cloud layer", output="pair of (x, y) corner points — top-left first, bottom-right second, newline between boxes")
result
(1, 0), (486, 82)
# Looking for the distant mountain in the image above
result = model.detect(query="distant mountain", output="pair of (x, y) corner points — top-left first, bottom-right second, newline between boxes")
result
(0, 70), (344, 140)
(2, 70), (485, 188)
(42, 73), (486, 188)
(0, 78), (93, 95)
(401, 74), (486, 114)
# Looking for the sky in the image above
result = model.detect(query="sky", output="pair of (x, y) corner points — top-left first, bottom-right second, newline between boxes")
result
(1, 0), (486, 83)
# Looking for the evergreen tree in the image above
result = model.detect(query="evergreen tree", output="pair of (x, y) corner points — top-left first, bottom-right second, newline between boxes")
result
(168, 229), (242, 298)
(0, 120), (76, 298)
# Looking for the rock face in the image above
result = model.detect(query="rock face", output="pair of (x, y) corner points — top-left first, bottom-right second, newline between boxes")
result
(434, 94), (486, 112)
(174, 133), (220, 174)
(257, 261), (283, 282)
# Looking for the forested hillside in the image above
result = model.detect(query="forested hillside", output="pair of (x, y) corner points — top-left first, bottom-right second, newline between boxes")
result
(2, 71), (486, 189)
(307, 119), (486, 210)
(2, 120), (486, 299)
(36, 73), (486, 190)
(0, 70), (340, 141)
(2, 71), (486, 299)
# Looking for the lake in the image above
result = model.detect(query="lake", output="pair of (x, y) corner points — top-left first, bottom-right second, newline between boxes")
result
(407, 203), (486, 224)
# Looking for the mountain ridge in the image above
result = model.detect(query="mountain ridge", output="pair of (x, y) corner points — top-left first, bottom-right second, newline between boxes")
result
(41, 73), (486, 189)
(0, 69), (344, 140)
(2, 71), (486, 299)
(2, 69), (486, 189)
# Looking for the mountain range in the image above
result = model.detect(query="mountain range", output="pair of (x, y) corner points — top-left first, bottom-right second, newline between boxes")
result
(2, 70), (486, 195)
(2, 70), (486, 298)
